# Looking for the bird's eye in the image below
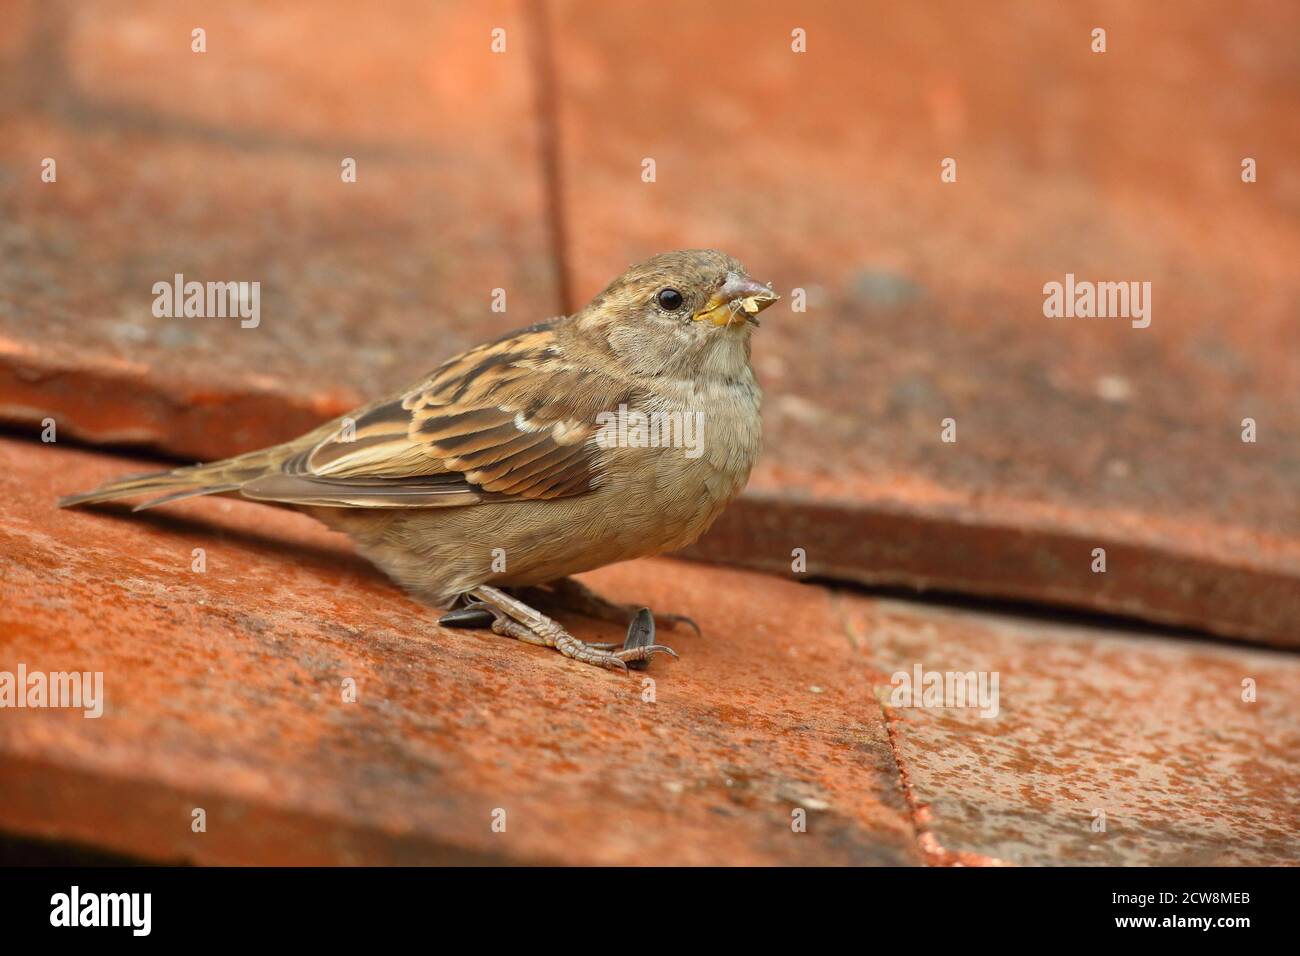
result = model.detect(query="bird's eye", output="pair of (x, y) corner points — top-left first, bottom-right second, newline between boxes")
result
(656, 288), (685, 312)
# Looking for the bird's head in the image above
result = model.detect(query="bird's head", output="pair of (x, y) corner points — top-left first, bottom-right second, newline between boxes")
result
(571, 249), (779, 378)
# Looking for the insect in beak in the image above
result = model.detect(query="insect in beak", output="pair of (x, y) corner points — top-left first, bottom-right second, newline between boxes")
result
(693, 273), (780, 327)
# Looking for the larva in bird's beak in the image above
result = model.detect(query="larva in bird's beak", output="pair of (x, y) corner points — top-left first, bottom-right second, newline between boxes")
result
(693, 275), (780, 326)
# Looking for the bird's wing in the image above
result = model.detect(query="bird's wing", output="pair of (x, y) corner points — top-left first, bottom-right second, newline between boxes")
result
(240, 323), (628, 508)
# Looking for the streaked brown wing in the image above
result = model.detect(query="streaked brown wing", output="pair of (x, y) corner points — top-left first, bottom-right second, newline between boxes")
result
(240, 323), (627, 508)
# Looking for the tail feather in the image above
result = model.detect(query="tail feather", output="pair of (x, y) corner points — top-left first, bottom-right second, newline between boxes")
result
(58, 445), (289, 510)
(57, 465), (226, 509)
(131, 484), (242, 512)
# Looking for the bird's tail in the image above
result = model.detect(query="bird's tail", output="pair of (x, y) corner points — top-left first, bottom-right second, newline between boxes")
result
(58, 446), (288, 512)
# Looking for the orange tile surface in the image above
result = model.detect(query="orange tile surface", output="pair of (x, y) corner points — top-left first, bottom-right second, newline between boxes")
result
(0, 0), (560, 459)
(3, 437), (1297, 864)
(2, 438), (920, 865)
(547, 0), (1300, 645)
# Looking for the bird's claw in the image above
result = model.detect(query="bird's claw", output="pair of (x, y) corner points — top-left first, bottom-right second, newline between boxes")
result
(438, 601), (496, 629)
(656, 612), (702, 636)
(619, 607), (678, 670)
(444, 587), (678, 674)
(534, 578), (703, 638)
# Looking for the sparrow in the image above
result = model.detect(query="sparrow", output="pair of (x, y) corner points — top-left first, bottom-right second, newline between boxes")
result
(60, 249), (779, 673)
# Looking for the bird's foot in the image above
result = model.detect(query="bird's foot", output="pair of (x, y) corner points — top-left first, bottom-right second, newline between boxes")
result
(524, 577), (702, 637)
(438, 585), (678, 673)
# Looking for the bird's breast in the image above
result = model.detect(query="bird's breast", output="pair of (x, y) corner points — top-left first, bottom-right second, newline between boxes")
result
(593, 371), (761, 553)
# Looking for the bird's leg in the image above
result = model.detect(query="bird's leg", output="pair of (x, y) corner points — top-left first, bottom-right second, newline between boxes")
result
(527, 577), (702, 636)
(439, 585), (678, 673)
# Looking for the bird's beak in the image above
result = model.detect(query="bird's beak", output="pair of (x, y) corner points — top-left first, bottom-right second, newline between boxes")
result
(693, 273), (780, 327)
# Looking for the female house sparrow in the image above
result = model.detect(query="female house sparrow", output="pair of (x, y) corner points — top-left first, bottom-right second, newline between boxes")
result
(60, 250), (779, 672)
